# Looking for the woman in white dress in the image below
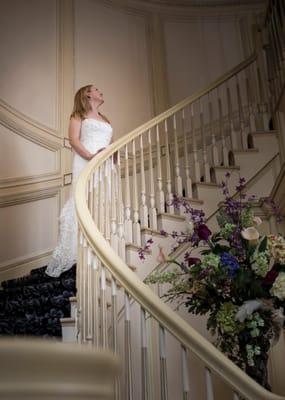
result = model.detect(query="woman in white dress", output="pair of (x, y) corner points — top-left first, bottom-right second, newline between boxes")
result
(46, 84), (113, 277)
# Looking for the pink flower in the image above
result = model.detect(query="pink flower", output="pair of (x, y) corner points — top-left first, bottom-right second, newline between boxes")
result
(157, 246), (167, 264)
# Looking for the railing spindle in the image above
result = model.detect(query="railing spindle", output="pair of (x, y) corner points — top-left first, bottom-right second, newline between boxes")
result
(173, 114), (183, 197)
(164, 119), (174, 214)
(205, 368), (215, 400)
(132, 139), (141, 246)
(218, 90), (229, 166)
(182, 108), (192, 197)
(125, 292), (133, 399)
(139, 134), (148, 228)
(199, 98), (210, 181)
(159, 325), (168, 400)
(110, 157), (118, 253)
(124, 144), (133, 243)
(148, 129), (158, 230)
(181, 346), (190, 400)
(208, 94), (219, 166)
(156, 124), (165, 213)
(191, 103), (200, 182)
(100, 264), (108, 349)
(141, 308), (149, 400)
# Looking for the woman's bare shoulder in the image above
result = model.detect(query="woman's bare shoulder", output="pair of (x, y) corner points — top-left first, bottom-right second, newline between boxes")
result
(69, 115), (82, 126)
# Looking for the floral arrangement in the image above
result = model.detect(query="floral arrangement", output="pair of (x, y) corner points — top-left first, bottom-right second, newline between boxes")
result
(142, 175), (285, 389)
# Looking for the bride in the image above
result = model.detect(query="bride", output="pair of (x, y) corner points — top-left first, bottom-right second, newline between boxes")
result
(46, 84), (113, 277)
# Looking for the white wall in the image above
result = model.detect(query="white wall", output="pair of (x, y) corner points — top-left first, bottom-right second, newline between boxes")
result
(74, 0), (153, 138)
(164, 17), (244, 106)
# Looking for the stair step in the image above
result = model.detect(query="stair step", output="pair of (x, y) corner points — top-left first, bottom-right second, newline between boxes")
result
(60, 317), (76, 343)
(232, 148), (259, 154)
(158, 212), (185, 221)
(213, 165), (240, 171)
(193, 181), (220, 188)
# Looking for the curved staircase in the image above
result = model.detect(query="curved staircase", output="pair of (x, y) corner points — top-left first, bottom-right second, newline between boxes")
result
(1, 1), (285, 399)
(71, 2), (285, 399)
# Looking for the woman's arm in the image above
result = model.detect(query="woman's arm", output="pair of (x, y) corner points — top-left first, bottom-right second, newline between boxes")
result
(68, 117), (93, 160)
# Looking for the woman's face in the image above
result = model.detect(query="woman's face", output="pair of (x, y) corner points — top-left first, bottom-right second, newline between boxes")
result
(88, 85), (103, 102)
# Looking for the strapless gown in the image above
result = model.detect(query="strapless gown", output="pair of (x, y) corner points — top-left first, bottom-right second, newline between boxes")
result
(46, 118), (113, 277)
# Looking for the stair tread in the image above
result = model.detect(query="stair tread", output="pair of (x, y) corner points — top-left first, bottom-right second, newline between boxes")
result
(158, 212), (186, 221)
(60, 317), (75, 324)
(250, 130), (278, 136)
(213, 165), (240, 170)
(126, 242), (151, 252)
(232, 148), (259, 153)
(192, 181), (220, 187)
(182, 196), (204, 204)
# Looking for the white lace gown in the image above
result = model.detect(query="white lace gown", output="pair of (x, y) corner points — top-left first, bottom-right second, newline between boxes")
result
(46, 118), (113, 277)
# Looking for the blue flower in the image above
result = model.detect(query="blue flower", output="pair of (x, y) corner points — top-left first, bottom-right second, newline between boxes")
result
(220, 252), (240, 277)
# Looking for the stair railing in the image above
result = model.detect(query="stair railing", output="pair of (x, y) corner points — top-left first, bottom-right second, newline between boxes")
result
(75, 5), (285, 400)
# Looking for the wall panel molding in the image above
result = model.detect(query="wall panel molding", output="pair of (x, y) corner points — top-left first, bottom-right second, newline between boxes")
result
(98, 0), (265, 19)
(0, 179), (62, 207)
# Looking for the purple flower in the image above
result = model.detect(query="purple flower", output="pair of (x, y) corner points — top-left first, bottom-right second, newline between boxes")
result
(197, 224), (212, 241)
(220, 252), (239, 277)
(262, 265), (279, 286)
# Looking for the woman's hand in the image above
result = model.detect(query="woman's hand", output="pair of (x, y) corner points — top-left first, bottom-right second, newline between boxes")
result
(87, 147), (106, 161)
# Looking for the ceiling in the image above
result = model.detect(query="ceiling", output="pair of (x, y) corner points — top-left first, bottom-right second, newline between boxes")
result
(142, 0), (264, 5)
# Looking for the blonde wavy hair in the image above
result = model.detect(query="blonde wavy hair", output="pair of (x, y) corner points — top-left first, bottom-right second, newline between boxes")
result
(70, 84), (110, 123)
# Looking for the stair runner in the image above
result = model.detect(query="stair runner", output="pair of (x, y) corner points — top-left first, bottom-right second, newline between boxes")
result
(0, 265), (76, 337)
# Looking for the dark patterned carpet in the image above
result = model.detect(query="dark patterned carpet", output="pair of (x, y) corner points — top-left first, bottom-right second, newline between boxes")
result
(0, 265), (76, 337)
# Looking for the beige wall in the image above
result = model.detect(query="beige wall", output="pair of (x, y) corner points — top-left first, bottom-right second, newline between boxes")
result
(164, 17), (244, 105)
(0, 0), (262, 279)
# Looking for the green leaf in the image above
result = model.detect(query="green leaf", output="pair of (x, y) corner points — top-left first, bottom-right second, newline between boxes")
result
(258, 236), (267, 253)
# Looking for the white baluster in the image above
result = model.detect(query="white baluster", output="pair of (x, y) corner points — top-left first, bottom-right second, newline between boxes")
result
(173, 114), (183, 197)
(93, 170), (99, 227)
(141, 308), (149, 400)
(191, 103), (201, 182)
(159, 325), (168, 400)
(226, 83), (238, 150)
(82, 237), (88, 342)
(125, 292), (133, 399)
(124, 144), (133, 243)
(92, 255), (100, 346)
(111, 278), (118, 352)
(245, 73), (257, 133)
(76, 229), (84, 342)
(156, 124), (165, 213)
(110, 156), (118, 253)
(236, 75), (247, 149)
(208, 94), (219, 166)
(205, 368), (214, 400)
(181, 346), (190, 400)
(139, 134), (148, 228)
(117, 149), (126, 262)
(199, 98), (210, 182)
(132, 139), (141, 246)
(98, 166), (105, 235)
(86, 246), (93, 343)
(218, 90), (229, 166)
(100, 264), (107, 349)
(148, 129), (158, 230)
(182, 108), (192, 198)
(104, 161), (111, 242)
(233, 392), (240, 400)
(164, 119), (174, 214)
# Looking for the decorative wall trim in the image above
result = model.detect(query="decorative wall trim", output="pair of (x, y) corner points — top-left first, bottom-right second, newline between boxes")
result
(99, 0), (265, 19)
(0, 0), (61, 134)
(0, 101), (62, 151)
(0, 179), (62, 207)
(0, 249), (54, 281)
(0, 172), (62, 190)
(64, 173), (72, 185)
